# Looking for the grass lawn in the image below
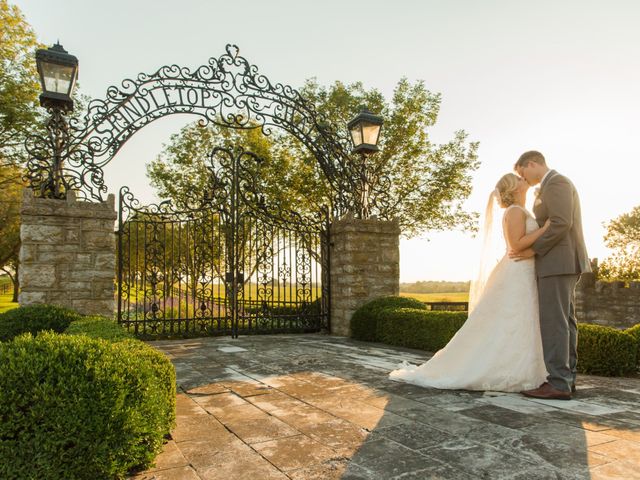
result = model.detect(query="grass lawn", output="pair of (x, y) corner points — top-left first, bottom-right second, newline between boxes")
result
(0, 292), (18, 314)
(399, 291), (469, 303)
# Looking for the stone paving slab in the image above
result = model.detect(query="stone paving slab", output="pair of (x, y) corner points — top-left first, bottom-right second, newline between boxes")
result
(130, 334), (640, 480)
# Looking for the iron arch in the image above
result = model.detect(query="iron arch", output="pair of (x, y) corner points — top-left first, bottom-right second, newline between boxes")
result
(26, 44), (352, 208)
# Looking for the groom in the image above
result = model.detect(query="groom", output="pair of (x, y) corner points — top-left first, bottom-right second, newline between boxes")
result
(511, 151), (591, 400)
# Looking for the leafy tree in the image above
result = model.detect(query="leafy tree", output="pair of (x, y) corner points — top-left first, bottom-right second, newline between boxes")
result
(599, 206), (640, 281)
(0, 0), (41, 168)
(0, 164), (23, 301)
(148, 78), (480, 238)
(297, 78), (479, 236)
(0, 1), (42, 302)
(399, 280), (470, 294)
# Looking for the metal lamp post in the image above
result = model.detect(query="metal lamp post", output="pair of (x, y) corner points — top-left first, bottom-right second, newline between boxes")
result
(35, 42), (79, 198)
(347, 107), (383, 218)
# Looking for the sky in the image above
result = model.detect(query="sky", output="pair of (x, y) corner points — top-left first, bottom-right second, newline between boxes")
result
(13, 0), (640, 282)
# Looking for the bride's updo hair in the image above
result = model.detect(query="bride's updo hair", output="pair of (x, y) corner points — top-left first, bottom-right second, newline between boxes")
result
(495, 173), (519, 208)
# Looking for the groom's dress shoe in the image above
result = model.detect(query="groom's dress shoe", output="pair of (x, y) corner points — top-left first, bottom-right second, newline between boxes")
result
(571, 384), (576, 394)
(521, 382), (572, 400)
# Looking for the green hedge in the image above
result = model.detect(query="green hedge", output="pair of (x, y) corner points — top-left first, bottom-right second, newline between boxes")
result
(351, 296), (427, 342)
(0, 332), (176, 480)
(377, 308), (468, 352)
(352, 296), (639, 377)
(577, 324), (637, 376)
(625, 323), (640, 367)
(0, 304), (81, 341)
(65, 316), (135, 342)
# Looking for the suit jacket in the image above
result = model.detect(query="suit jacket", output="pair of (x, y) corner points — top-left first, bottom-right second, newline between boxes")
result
(532, 170), (591, 278)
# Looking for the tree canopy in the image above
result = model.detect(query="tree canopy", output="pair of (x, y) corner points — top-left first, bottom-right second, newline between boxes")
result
(0, 0), (41, 168)
(599, 205), (640, 281)
(0, 0), (42, 299)
(148, 78), (480, 238)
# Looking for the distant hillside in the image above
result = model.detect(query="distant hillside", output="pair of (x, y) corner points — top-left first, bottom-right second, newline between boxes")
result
(400, 280), (470, 294)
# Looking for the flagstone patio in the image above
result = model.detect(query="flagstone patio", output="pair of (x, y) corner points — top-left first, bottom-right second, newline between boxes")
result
(130, 334), (640, 480)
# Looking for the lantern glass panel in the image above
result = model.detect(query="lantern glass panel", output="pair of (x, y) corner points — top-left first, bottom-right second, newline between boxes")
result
(362, 122), (381, 146)
(350, 125), (363, 147)
(41, 62), (75, 95)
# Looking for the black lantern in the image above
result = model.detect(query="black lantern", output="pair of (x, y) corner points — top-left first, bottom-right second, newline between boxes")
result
(35, 42), (78, 111)
(347, 107), (383, 154)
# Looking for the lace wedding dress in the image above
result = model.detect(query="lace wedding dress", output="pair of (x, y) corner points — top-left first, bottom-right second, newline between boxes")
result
(389, 205), (548, 392)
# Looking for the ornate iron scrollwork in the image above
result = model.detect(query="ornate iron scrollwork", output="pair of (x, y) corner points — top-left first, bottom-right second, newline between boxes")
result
(26, 44), (393, 219)
(117, 146), (329, 337)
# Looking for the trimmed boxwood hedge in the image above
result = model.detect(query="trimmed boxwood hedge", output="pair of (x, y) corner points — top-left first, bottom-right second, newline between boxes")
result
(351, 296), (639, 377)
(377, 308), (468, 352)
(351, 295), (427, 342)
(577, 324), (637, 376)
(0, 332), (176, 480)
(65, 315), (135, 342)
(625, 323), (640, 367)
(0, 304), (81, 341)
(0, 313), (176, 479)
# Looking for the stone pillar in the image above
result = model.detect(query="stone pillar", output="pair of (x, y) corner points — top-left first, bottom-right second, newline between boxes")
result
(19, 188), (117, 317)
(329, 215), (400, 336)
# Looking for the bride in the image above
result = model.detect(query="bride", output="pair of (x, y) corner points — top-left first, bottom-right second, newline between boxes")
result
(390, 173), (550, 392)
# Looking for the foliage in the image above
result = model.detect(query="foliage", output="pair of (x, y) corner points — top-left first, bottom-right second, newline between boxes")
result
(352, 296), (639, 377)
(0, 303), (80, 341)
(297, 79), (480, 236)
(624, 323), (640, 368)
(65, 316), (135, 342)
(0, 0), (40, 298)
(400, 292), (469, 303)
(0, 164), (23, 301)
(350, 295), (427, 342)
(0, 332), (175, 479)
(399, 280), (470, 294)
(377, 308), (468, 352)
(147, 123), (321, 215)
(599, 205), (640, 281)
(577, 324), (637, 376)
(0, 0), (41, 167)
(147, 79), (480, 238)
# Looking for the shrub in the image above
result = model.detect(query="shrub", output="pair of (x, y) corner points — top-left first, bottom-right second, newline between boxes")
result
(65, 315), (134, 342)
(0, 304), (80, 342)
(351, 296), (427, 342)
(577, 324), (637, 376)
(0, 332), (176, 479)
(624, 323), (640, 368)
(377, 308), (468, 352)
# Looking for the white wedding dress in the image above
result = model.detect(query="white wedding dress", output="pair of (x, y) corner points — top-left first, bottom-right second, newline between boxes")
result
(389, 205), (548, 392)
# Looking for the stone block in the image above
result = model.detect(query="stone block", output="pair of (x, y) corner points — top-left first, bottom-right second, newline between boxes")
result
(19, 244), (38, 263)
(83, 231), (115, 250)
(37, 252), (76, 264)
(65, 228), (80, 244)
(21, 224), (64, 244)
(95, 253), (116, 270)
(76, 253), (93, 265)
(62, 281), (93, 292)
(21, 265), (56, 288)
(93, 269), (116, 280)
(19, 291), (47, 305)
(72, 299), (115, 317)
(69, 269), (93, 283)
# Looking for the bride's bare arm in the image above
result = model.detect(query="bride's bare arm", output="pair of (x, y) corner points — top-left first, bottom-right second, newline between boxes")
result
(504, 208), (550, 253)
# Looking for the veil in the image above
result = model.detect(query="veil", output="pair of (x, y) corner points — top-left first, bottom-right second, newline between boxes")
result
(468, 189), (505, 312)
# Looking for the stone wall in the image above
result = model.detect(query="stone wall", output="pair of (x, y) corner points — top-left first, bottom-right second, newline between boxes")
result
(19, 188), (117, 317)
(575, 272), (640, 329)
(329, 215), (400, 336)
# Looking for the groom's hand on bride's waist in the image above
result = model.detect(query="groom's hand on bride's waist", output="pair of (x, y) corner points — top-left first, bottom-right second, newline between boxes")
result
(509, 248), (535, 261)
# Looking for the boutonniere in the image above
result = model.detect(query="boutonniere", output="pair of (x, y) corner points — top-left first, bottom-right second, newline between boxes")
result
(534, 187), (542, 206)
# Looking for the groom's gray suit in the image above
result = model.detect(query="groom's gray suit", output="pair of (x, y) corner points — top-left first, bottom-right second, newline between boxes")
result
(532, 170), (591, 393)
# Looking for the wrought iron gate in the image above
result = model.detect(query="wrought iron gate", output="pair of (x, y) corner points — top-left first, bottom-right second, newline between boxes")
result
(117, 147), (330, 337)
